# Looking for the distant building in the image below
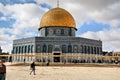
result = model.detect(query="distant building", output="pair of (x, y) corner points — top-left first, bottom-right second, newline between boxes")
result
(12, 7), (102, 63)
(0, 46), (9, 61)
(113, 52), (120, 56)
(0, 46), (2, 54)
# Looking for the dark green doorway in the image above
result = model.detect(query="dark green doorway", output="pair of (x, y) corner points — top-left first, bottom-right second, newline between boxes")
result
(54, 53), (60, 62)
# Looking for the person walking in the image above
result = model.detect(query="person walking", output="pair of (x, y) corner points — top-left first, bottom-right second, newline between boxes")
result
(23, 58), (26, 63)
(0, 59), (6, 80)
(30, 62), (36, 75)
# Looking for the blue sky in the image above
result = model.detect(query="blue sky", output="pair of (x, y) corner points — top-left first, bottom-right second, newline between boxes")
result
(77, 21), (110, 35)
(0, 0), (120, 53)
(0, 0), (36, 5)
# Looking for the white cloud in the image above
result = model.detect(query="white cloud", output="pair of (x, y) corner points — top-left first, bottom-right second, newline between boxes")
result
(0, 3), (46, 36)
(0, 27), (16, 53)
(80, 28), (120, 51)
(0, 3), (46, 53)
(0, 16), (7, 21)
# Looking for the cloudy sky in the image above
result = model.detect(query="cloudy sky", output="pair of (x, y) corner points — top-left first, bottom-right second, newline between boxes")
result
(0, 0), (120, 53)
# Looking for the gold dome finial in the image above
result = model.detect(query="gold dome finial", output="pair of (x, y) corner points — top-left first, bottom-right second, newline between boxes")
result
(57, 0), (59, 7)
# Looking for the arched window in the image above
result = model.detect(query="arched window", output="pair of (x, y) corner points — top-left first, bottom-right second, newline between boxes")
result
(73, 45), (78, 53)
(97, 47), (99, 54)
(24, 46), (27, 53)
(16, 47), (18, 53)
(94, 47), (96, 54)
(21, 46), (24, 53)
(99, 47), (102, 55)
(88, 46), (90, 54)
(31, 45), (33, 53)
(18, 46), (21, 53)
(36, 45), (40, 53)
(84, 46), (87, 54)
(28, 45), (31, 53)
(61, 29), (64, 35)
(81, 45), (83, 53)
(53, 29), (56, 34)
(12, 47), (15, 54)
(42, 44), (47, 53)
(68, 45), (72, 53)
(48, 45), (53, 53)
(47, 29), (49, 35)
(69, 28), (72, 36)
(62, 45), (66, 53)
(91, 46), (93, 54)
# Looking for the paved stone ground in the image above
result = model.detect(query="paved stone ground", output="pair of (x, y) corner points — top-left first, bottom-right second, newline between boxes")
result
(6, 66), (120, 80)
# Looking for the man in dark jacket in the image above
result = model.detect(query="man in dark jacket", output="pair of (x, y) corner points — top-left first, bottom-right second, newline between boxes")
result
(30, 62), (36, 75)
(0, 59), (6, 80)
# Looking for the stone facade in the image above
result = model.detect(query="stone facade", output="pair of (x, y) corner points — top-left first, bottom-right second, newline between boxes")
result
(12, 36), (102, 62)
(12, 36), (102, 54)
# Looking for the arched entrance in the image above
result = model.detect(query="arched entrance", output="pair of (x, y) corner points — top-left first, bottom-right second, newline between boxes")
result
(53, 45), (61, 62)
(53, 53), (60, 62)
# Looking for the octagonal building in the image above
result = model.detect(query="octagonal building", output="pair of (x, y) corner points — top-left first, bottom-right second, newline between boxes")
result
(12, 7), (102, 63)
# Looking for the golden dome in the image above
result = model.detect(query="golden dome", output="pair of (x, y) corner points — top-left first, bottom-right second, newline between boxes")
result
(40, 7), (76, 29)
